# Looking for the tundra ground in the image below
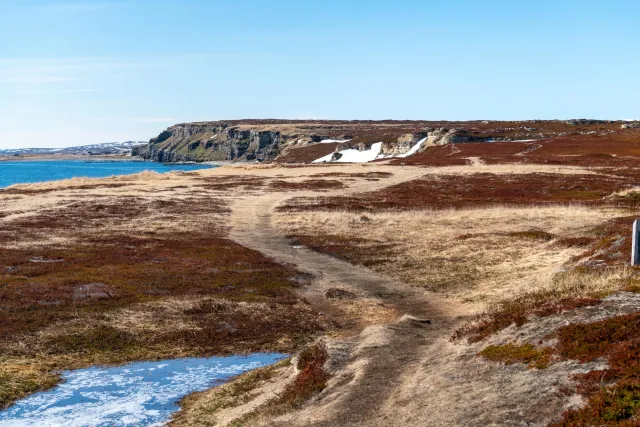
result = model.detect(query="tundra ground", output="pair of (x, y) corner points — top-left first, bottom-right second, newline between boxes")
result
(1, 160), (640, 426)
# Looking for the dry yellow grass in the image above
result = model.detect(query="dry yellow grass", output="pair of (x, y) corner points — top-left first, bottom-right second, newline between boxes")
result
(274, 205), (624, 307)
(413, 163), (599, 176)
(461, 266), (634, 340)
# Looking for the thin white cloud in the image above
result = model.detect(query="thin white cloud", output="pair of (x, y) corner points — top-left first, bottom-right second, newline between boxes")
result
(34, 2), (130, 12)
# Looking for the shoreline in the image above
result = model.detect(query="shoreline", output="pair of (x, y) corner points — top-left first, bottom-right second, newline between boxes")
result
(0, 154), (254, 167)
(0, 158), (218, 189)
(0, 154), (140, 162)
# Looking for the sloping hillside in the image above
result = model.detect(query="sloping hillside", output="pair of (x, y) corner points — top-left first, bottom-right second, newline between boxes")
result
(132, 119), (634, 163)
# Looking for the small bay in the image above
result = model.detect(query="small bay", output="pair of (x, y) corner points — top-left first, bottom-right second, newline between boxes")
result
(0, 160), (213, 189)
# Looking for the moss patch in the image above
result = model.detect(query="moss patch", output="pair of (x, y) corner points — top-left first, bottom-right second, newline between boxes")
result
(0, 368), (60, 410)
(479, 343), (553, 369)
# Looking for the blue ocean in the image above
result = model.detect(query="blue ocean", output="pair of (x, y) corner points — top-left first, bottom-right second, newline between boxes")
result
(0, 160), (213, 188)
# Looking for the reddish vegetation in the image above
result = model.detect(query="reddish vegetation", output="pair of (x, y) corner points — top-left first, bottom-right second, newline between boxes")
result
(506, 230), (556, 241)
(280, 173), (628, 212)
(552, 313), (640, 425)
(0, 191), (326, 370)
(453, 298), (602, 344)
(276, 143), (340, 163)
(270, 179), (345, 192)
(555, 237), (596, 248)
(0, 197), (229, 244)
(273, 343), (330, 409)
(392, 131), (640, 168)
(473, 311), (640, 424)
(289, 234), (396, 268)
(0, 183), (131, 195)
(311, 171), (394, 180)
(198, 175), (269, 191)
(0, 234), (316, 343)
(569, 216), (636, 268)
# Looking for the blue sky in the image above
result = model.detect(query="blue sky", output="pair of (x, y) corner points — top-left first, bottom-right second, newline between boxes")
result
(1, 0), (639, 148)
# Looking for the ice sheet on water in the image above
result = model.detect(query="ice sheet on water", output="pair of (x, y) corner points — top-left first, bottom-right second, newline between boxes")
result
(0, 353), (286, 427)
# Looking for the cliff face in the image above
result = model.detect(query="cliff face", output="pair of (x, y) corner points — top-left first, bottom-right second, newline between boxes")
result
(134, 119), (583, 163)
(133, 123), (287, 162)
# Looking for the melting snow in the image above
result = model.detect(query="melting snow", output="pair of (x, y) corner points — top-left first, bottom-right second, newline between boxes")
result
(319, 139), (351, 144)
(312, 137), (428, 163)
(396, 137), (427, 158)
(314, 142), (383, 163)
(0, 353), (286, 427)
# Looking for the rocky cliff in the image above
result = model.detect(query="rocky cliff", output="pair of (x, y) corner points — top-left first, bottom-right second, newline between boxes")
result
(134, 120), (427, 162)
(134, 119), (610, 163)
(133, 122), (283, 162)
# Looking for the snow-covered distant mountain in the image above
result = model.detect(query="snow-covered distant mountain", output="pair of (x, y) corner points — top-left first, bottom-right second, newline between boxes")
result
(0, 141), (146, 157)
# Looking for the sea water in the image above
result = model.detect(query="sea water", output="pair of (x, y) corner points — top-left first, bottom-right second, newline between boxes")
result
(0, 160), (213, 188)
(0, 353), (287, 426)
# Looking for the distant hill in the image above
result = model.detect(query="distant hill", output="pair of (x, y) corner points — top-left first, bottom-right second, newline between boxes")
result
(133, 119), (639, 164)
(0, 141), (146, 157)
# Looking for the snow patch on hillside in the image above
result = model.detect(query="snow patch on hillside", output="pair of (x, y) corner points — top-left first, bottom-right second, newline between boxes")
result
(319, 139), (352, 144)
(397, 137), (428, 158)
(313, 137), (428, 163)
(314, 142), (383, 163)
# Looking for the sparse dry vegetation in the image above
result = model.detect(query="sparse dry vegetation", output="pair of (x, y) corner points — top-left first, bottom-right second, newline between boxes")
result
(3, 156), (640, 426)
(454, 267), (632, 342)
(275, 206), (622, 302)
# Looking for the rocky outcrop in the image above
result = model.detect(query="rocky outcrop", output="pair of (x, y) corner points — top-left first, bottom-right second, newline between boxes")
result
(565, 119), (615, 125)
(133, 120), (567, 163)
(622, 122), (640, 129)
(134, 122), (290, 162)
(378, 128), (492, 156)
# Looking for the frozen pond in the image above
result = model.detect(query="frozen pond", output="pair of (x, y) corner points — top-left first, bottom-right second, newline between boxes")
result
(0, 353), (287, 426)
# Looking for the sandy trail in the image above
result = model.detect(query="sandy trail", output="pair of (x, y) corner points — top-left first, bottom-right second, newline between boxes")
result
(229, 166), (437, 316)
(227, 166), (465, 426)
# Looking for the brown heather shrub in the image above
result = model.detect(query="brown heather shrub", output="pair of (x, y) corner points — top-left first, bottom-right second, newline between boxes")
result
(506, 230), (556, 241)
(454, 296), (602, 343)
(452, 268), (631, 343)
(552, 313), (640, 425)
(272, 343), (330, 410)
(279, 173), (627, 213)
(270, 179), (345, 192)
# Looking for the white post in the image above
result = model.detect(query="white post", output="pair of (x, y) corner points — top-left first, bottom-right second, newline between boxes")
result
(632, 220), (640, 266)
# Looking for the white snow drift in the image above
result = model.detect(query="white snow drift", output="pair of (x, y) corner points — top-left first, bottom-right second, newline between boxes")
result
(313, 137), (428, 164)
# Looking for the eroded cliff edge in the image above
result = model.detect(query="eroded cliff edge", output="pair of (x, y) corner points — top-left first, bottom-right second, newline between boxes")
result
(133, 119), (622, 163)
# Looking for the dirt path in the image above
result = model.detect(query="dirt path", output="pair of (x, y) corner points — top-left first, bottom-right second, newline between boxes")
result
(229, 167), (435, 317)
(227, 166), (464, 426)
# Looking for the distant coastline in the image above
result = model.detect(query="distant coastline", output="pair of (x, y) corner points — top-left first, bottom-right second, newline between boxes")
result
(0, 154), (140, 162)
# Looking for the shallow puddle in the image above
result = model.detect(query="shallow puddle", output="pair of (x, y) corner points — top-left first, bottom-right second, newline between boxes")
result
(0, 353), (287, 426)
